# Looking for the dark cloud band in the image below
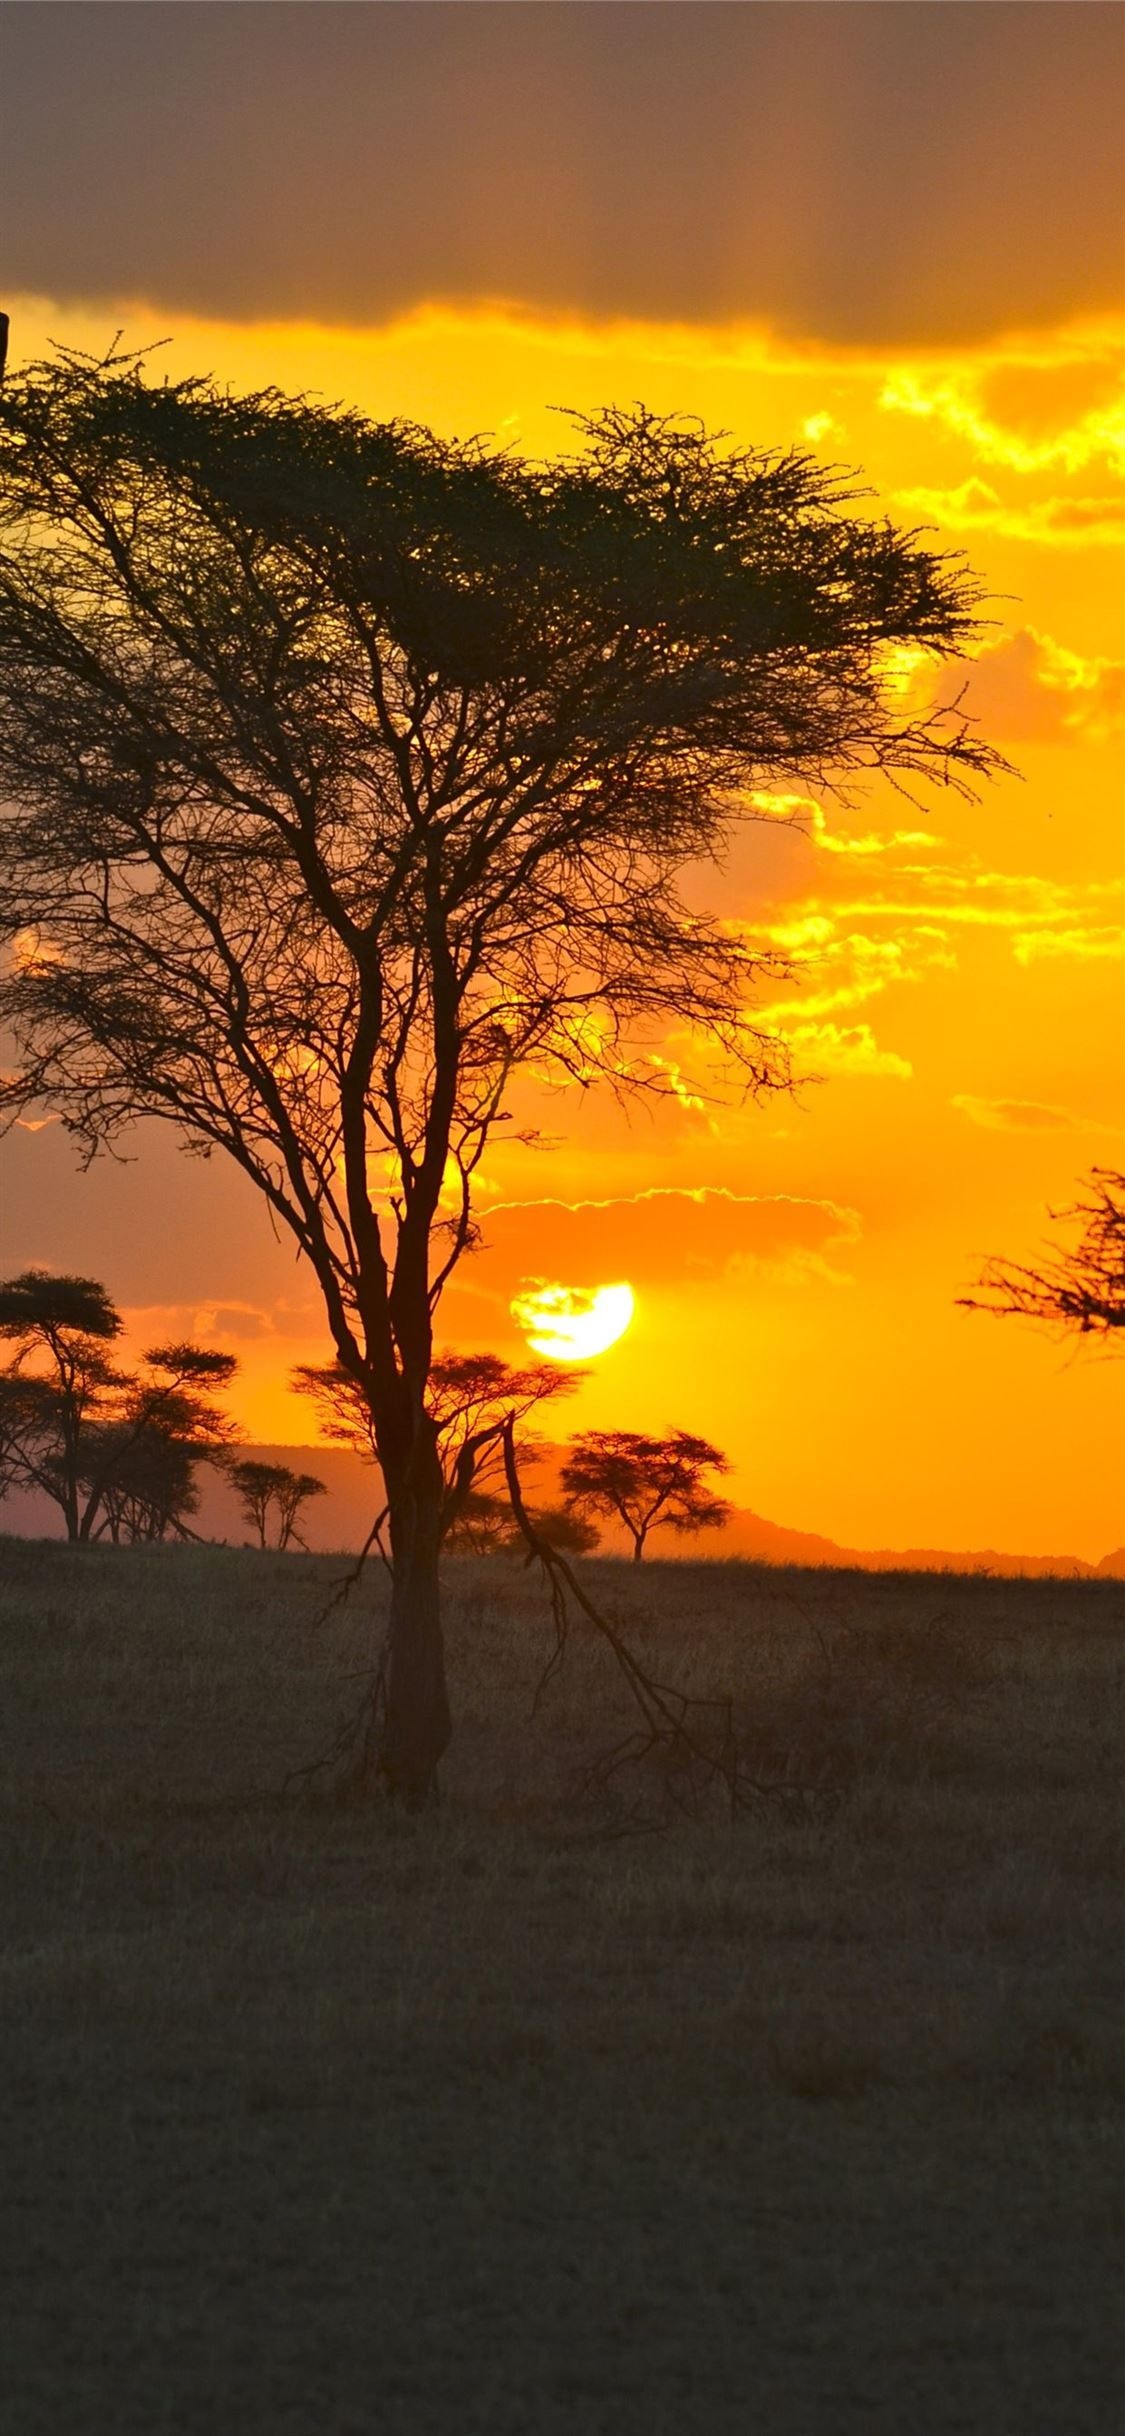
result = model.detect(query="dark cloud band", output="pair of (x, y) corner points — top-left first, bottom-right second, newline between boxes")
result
(2, 4), (1121, 345)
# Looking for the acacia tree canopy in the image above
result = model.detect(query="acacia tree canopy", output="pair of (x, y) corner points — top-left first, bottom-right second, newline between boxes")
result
(292, 1347), (579, 1538)
(230, 1458), (327, 1550)
(0, 1270), (238, 1540)
(561, 1427), (733, 1560)
(0, 352), (996, 1797)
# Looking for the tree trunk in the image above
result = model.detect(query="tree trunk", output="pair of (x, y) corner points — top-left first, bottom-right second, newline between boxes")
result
(632, 1530), (645, 1562)
(381, 1460), (451, 1808)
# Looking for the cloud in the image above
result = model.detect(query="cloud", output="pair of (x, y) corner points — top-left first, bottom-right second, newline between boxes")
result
(475, 1185), (862, 1296)
(780, 1023), (912, 1082)
(952, 1095), (1085, 1134)
(940, 627), (1125, 745)
(750, 891), (957, 1045)
(896, 478), (1125, 549)
(1, 7), (1122, 345)
(757, 859), (1124, 965)
(749, 789), (943, 860)
(1012, 926), (1125, 966)
(120, 1298), (291, 1348)
(881, 360), (1125, 478)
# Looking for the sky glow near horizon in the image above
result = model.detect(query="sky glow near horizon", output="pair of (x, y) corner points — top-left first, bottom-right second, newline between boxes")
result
(0, 6), (1122, 1559)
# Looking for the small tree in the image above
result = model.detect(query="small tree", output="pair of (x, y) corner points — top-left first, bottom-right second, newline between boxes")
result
(0, 1279), (239, 1541)
(93, 1423), (201, 1544)
(959, 1168), (1125, 1344)
(516, 1503), (600, 1558)
(293, 1349), (578, 1538)
(445, 1492), (600, 1557)
(562, 1428), (732, 1561)
(90, 1345), (240, 1541)
(0, 353), (997, 1797)
(443, 1487), (513, 1554)
(0, 1270), (123, 1539)
(231, 1458), (327, 1550)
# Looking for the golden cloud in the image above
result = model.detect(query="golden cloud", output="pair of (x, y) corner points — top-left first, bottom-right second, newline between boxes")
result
(778, 1022), (912, 1082)
(880, 356), (1125, 478)
(477, 1185), (863, 1295)
(937, 626), (1125, 745)
(894, 476), (1125, 549)
(1012, 926), (1125, 966)
(951, 1095), (1085, 1134)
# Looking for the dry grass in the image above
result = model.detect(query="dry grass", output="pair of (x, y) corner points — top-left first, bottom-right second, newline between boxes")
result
(1, 1537), (1122, 2434)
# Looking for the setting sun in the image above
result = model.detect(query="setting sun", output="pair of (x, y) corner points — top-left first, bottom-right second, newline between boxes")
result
(511, 1280), (635, 1362)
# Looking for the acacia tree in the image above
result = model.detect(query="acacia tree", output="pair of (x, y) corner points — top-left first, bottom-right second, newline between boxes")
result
(88, 1343), (240, 1540)
(0, 1272), (238, 1539)
(562, 1427), (732, 1560)
(444, 1489), (600, 1556)
(230, 1458), (327, 1549)
(0, 1270), (122, 1539)
(293, 1347), (578, 1535)
(0, 351), (995, 1799)
(959, 1168), (1125, 1344)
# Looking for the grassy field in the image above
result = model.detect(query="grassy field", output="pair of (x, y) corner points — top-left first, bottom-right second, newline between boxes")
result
(1, 1538), (1122, 2435)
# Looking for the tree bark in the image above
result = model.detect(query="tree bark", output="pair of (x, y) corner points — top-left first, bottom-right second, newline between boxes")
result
(381, 1453), (451, 1807)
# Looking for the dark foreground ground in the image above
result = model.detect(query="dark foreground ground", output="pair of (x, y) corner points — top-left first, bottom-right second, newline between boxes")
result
(1, 1540), (1122, 2435)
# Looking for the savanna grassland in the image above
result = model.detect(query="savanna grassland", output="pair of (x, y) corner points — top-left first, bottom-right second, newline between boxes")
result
(1, 1539), (1123, 2436)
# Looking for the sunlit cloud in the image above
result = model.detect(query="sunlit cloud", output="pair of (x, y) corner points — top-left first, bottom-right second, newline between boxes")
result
(1012, 925), (1125, 966)
(940, 625), (1125, 744)
(751, 902), (958, 1038)
(895, 476), (1125, 549)
(758, 863), (1124, 960)
(952, 1095), (1087, 1134)
(748, 787), (941, 859)
(483, 1185), (863, 1294)
(780, 1022), (912, 1083)
(880, 360), (1125, 478)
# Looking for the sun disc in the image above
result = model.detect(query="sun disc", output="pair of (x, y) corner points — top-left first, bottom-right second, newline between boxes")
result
(511, 1279), (634, 1363)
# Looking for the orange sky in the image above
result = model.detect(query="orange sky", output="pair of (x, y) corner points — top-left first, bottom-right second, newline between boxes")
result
(3, 293), (1121, 1558)
(1, 7), (1122, 1559)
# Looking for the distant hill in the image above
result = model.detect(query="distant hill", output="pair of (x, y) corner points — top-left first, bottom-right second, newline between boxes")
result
(2, 1439), (1122, 1580)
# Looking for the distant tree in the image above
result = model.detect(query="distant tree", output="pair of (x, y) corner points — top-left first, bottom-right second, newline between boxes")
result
(959, 1168), (1125, 1345)
(443, 1487), (513, 1555)
(0, 352), (997, 1797)
(516, 1502), (601, 1557)
(90, 1346), (240, 1542)
(0, 1270), (122, 1539)
(293, 1350), (578, 1540)
(231, 1458), (327, 1550)
(562, 1428), (732, 1561)
(444, 1492), (601, 1558)
(93, 1423), (202, 1545)
(0, 1278), (239, 1541)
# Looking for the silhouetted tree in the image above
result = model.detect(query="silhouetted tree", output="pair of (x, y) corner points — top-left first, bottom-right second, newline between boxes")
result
(293, 1348), (577, 1539)
(0, 1277), (239, 1540)
(231, 1458), (327, 1549)
(517, 1502), (600, 1557)
(959, 1168), (1125, 1345)
(0, 1270), (123, 1538)
(93, 1423), (202, 1544)
(444, 1491), (600, 1557)
(0, 352), (996, 1797)
(89, 1345), (240, 1541)
(443, 1487), (513, 1554)
(562, 1428), (732, 1560)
